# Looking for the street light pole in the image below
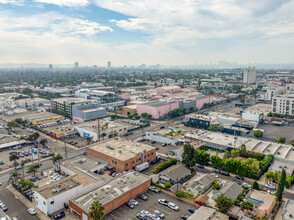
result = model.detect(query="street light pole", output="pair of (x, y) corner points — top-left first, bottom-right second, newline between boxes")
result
(64, 141), (67, 159)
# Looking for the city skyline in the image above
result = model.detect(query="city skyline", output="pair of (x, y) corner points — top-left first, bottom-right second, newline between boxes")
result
(1, 0), (294, 65)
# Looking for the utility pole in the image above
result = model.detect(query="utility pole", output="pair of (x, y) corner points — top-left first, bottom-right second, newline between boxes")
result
(97, 118), (101, 142)
(64, 141), (67, 159)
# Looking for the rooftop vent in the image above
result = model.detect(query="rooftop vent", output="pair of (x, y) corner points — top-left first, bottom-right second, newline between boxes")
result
(52, 189), (58, 194)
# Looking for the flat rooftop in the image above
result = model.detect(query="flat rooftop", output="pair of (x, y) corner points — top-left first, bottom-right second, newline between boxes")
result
(81, 107), (105, 113)
(61, 155), (107, 182)
(25, 112), (64, 121)
(283, 199), (294, 220)
(52, 97), (89, 104)
(36, 175), (80, 199)
(269, 161), (294, 175)
(87, 139), (154, 161)
(15, 97), (49, 103)
(185, 130), (248, 149)
(186, 114), (219, 124)
(244, 103), (272, 115)
(144, 101), (177, 107)
(188, 206), (228, 220)
(75, 120), (126, 133)
(72, 171), (150, 213)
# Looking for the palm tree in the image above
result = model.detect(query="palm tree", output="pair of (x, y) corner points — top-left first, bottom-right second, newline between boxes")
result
(89, 201), (104, 220)
(264, 171), (274, 184)
(52, 154), (63, 171)
(273, 171), (280, 187)
(8, 170), (21, 184)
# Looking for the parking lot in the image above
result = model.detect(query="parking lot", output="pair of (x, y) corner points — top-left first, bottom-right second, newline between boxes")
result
(138, 139), (183, 156)
(256, 124), (294, 144)
(103, 189), (194, 220)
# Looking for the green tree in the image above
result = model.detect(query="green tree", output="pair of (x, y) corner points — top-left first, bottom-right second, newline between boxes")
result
(134, 115), (140, 120)
(276, 169), (286, 200)
(285, 176), (293, 189)
(264, 171), (275, 184)
(212, 180), (221, 190)
(208, 124), (219, 132)
(240, 201), (253, 211)
(40, 138), (48, 147)
(277, 137), (286, 144)
(175, 190), (185, 197)
(182, 143), (195, 167)
(52, 154), (63, 170)
(231, 149), (240, 158)
(189, 107), (195, 112)
(7, 121), (19, 130)
(141, 112), (148, 118)
(8, 170), (21, 184)
(127, 114), (133, 119)
(27, 164), (42, 177)
(9, 154), (19, 169)
(89, 201), (105, 220)
(254, 130), (263, 138)
(164, 182), (172, 189)
(252, 181), (259, 190)
(210, 155), (223, 168)
(223, 150), (231, 159)
(27, 132), (40, 142)
(101, 132), (107, 141)
(215, 194), (233, 214)
(194, 149), (210, 165)
(240, 144), (247, 155)
(146, 114), (152, 120)
(292, 140), (294, 147)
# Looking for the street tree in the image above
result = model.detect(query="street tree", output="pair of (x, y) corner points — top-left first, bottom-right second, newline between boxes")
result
(9, 154), (20, 169)
(277, 137), (286, 144)
(27, 164), (42, 177)
(254, 130), (263, 138)
(182, 143), (195, 167)
(215, 194), (233, 214)
(252, 181), (259, 190)
(276, 169), (286, 200)
(89, 201), (105, 220)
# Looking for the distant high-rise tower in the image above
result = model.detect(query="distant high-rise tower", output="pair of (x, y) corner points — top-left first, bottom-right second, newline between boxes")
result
(243, 66), (256, 84)
(75, 62), (79, 69)
(49, 64), (53, 70)
(107, 61), (111, 68)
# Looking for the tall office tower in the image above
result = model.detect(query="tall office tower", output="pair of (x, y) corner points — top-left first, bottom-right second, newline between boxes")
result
(243, 66), (256, 84)
(49, 64), (53, 70)
(75, 62), (79, 69)
(107, 61), (111, 68)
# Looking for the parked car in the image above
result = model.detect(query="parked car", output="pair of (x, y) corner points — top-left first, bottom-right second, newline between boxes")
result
(29, 177), (37, 182)
(233, 180), (241, 185)
(197, 165), (204, 169)
(126, 201), (135, 209)
(28, 208), (36, 215)
(188, 208), (196, 213)
(16, 165), (22, 170)
(36, 175), (42, 180)
(220, 171), (230, 176)
(138, 193), (148, 201)
(242, 182), (251, 188)
(265, 184), (275, 189)
(154, 210), (165, 219)
(235, 175), (244, 180)
(53, 210), (65, 219)
(108, 170), (115, 176)
(210, 173), (219, 178)
(160, 126), (165, 129)
(129, 199), (139, 206)
(158, 199), (169, 206)
(149, 186), (160, 193)
(180, 214), (190, 220)
(43, 172), (48, 178)
(168, 202), (179, 211)
(136, 213), (147, 220)
(213, 169), (220, 173)
(1, 204), (8, 211)
(150, 214), (161, 220)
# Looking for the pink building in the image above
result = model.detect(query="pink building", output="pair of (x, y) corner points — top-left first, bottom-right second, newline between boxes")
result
(137, 101), (179, 119)
(196, 95), (213, 109)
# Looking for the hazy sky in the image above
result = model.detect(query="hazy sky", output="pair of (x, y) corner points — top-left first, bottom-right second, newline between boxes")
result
(0, 0), (294, 66)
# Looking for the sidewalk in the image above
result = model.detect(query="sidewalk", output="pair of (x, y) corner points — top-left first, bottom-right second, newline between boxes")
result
(7, 185), (50, 220)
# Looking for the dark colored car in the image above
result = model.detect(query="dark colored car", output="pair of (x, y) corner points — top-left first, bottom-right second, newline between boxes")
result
(235, 175), (244, 180)
(160, 126), (165, 129)
(151, 141), (156, 144)
(213, 169), (220, 173)
(221, 171), (230, 176)
(36, 176), (42, 180)
(188, 208), (196, 213)
(180, 214), (190, 220)
(29, 177), (37, 182)
(197, 165), (204, 169)
(53, 210), (65, 219)
(138, 193), (148, 201)
(234, 180), (241, 185)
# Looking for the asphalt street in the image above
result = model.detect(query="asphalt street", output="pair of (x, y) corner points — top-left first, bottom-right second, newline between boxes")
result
(0, 187), (40, 219)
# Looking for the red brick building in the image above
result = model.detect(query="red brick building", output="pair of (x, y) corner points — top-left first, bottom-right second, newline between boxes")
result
(69, 171), (151, 219)
(86, 139), (157, 173)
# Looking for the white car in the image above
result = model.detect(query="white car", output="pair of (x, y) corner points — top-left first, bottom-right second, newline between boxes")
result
(265, 184), (275, 189)
(28, 208), (36, 215)
(12, 217), (18, 220)
(141, 210), (150, 217)
(0, 200), (3, 206)
(210, 173), (219, 178)
(242, 182), (251, 188)
(168, 202), (179, 211)
(129, 199), (138, 206)
(49, 170), (53, 175)
(43, 172), (48, 178)
(47, 180), (55, 184)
